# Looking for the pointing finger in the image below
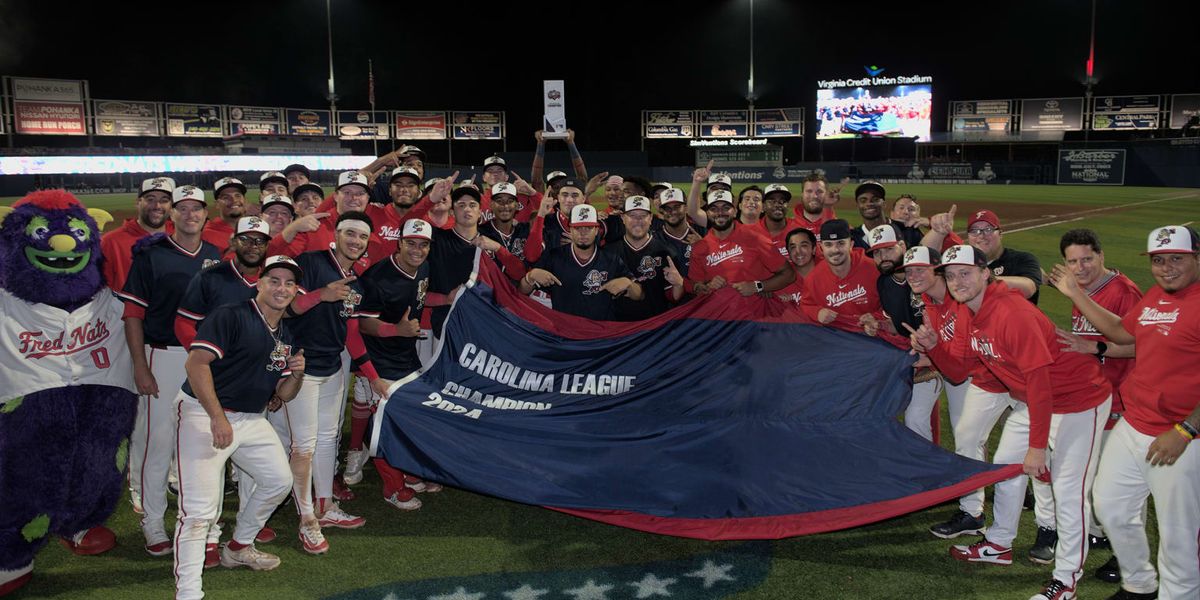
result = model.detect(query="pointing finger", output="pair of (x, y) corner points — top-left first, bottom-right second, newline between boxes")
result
(705, 159), (714, 171)
(900, 322), (919, 335)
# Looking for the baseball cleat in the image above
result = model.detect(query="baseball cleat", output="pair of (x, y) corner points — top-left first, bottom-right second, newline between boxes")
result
(384, 491), (423, 511)
(1089, 534), (1111, 550)
(255, 526), (276, 544)
(1029, 579), (1075, 600)
(60, 526), (117, 556)
(332, 477), (356, 501)
(0, 570), (32, 597)
(403, 474), (427, 493)
(343, 450), (368, 485)
(929, 510), (986, 539)
(299, 522), (329, 555)
(318, 503), (366, 529)
(220, 543), (281, 571)
(204, 543), (220, 569)
(144, 540), (172, 557)
(1095, 555), (1121, 583)
(1028, 526), (1057, 565)
(950, 539), (1013, 565)
(421, 481), (443, 493)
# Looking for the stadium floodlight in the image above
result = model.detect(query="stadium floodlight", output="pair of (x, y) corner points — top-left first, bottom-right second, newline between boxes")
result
(0, 155), (373, 176)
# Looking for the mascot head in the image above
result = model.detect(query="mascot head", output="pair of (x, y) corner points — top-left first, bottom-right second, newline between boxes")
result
(0, 189), (113, 310)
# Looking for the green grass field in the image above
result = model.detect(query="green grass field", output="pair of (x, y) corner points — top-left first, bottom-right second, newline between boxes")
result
(6, 184), (1199, 599)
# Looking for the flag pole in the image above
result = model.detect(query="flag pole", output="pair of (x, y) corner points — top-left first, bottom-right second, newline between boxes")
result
(368, 59), (378, 157)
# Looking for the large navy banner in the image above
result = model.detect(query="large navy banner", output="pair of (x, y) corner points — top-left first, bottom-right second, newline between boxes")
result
(372, 254), (1020, 540)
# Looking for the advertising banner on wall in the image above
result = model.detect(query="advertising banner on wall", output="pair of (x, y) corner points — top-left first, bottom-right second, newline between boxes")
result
(751, 108), (803, 137)
(336, 110), (390, 139)
(1169, 94), (1200, 129)
(14, 101), (87, 135)
(286, 108), (332, 136)
(93, 99), (160, 136)
(643, 110), (695, 138)
(394, 112), (447, 140)
(952, 100), (1012, 116)
(699, 110), (750, 138)
(1020, 98), (1084, 131)
(165, 103), (223, 137)
(228, 106), (283, 135)
(1057, 149), (1126, 185)
(451, 111), (504, 140)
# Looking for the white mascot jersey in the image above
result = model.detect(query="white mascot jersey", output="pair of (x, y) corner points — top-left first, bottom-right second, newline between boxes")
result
(0, 287), (136, 405)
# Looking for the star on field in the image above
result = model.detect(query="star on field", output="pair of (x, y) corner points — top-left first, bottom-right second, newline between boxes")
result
(684, 560), (736, 588)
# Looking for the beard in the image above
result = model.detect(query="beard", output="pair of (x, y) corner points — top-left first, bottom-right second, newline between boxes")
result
(709, 215), (733, 232)
(876, 260), (897, 275)
(236, 250), (266, 268)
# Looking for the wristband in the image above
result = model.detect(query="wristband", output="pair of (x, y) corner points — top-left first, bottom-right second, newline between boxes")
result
(754, 280), (764, 293)
(1174, 423), (1195, 441)
(1179, 420), (1199, 438)
(1094, 341), (1107, 359)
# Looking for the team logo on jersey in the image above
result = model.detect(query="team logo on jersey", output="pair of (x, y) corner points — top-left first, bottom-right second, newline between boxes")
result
(267, 341), (292, 372)
(969, 335), (1003, 361)
(938, 313), (957, 342)
(637, 256), (661, 280)
(1136, 306), (1179, 328)
(18, 318), (112, 360)
(1155, 227), (1176, 248)
(1071, 314), (1099, 335)
(582, 269), (609, 295)
(705, 245), (745, 267)
(416, 278), (429, 310)
(510, 236), (526, 259)
(202, 258), (220, 269)
(991, 266), (1004, 276)
(340, 289), (363, 317)
(909, 292), (925, 318)
(824, 285), (867, 308)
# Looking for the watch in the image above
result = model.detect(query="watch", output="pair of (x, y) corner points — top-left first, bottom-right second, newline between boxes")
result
(754, 280), (764, 293)
(1094, 341), (1108, 359)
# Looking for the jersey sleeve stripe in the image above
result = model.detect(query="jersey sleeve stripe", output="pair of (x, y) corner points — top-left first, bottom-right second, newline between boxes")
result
(356, 310), (381, 318)
(176, 308), (206, 321)
(281, 369), (293, 377)
(190, 340), (224, 359)
(115, 290), (149, 307)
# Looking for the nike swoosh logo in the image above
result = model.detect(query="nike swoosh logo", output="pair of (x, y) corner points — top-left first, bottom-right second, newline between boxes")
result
(838, 284), (848, 289)
(1157, 299), (1171, 305)
(980, 549), (1006, 557)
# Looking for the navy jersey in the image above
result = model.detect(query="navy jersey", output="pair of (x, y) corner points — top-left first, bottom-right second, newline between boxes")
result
(541, 211), (618, 254)
(479, 220), (531, 263)
(177, 260), (258, 322)
(659, 225), (704, 277)
(428, 227), (480, 337)
(989, 247), (1043, 305)
(290, 248), (366, 377)
(890, 220), (925, 250)
(118, 234), (222, 346)
(877, 273), (924, 338)
(185, 299), (295, 413)
(358, 256), (429, 379)
(607, 235), (682, 321)
(534, 244), (633, 321)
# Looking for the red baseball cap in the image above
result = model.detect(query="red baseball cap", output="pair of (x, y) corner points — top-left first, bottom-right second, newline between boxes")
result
(969, 209), (1000, 229)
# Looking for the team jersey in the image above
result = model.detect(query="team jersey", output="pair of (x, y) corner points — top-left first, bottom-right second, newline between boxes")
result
(117, 234), (222, 346)
(687, 222), (785, 289)
(201, 219), (235, 254)
(850, 223), (884, 251)
(919, 292), (1007, 392)
(479, 190), (538, 223)
(775, 268), (807, 307)
(756, 217), (799, 259)
(100, 218), (164, 292)
(800, 248), (884, 330)
(659, 224), (705, 277)
(428, 227), (483, 337)
(927, 282), (1111, 448)
(1071, 271), (1142, 423)
(890, 220), (925, 249)
(0, 287), (136, 405)
(989, 247), (1043, 305)
(479, 220), (532, 263)
(357, 256), (429, 379)
(877, 273), (923, 341)
(1118, 282), (1200, 437)
(526, 210), (619, 264)
(533, 244), (633, 321)
(185, 299), (295, 413)
(176, 260), (259, 322)
(606, 235), (682, 321)
(288, 248), (366, 377)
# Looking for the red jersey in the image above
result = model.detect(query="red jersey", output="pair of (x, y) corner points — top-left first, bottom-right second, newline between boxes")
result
(1071, 271), (1142, 425)
(687, 222), (785, 289)
(775, 268), (806, 307)
(201, 219), (235, 254)
(480, 190), (538, 223)
(1119, 282), (1200, 437)
(278, 197), (435, 268)
(929, 282), (1111, 448)
(100, 218), (160, 291)
(756, 217), (798, 260)
(800, 248), (884, 330)
(920, 292), (1007, 393)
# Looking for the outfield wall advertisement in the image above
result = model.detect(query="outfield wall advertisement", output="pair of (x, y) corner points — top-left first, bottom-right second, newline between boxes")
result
(165, 103), (223, 137)
(1169, 94), (1200, 129)
(93, 100), (160, 137)
(451, 112), (504, 140)
(286, 108), (332, 136)
(1091, 95), (1160, 130)
(228, 106), (283, 135)
(394, 112), (447, 140)
(1057, 149), (1126, 185)
(337, 110), (390, 140)
(1020, 98), (1084, 131)
(11, 77), (87, 136)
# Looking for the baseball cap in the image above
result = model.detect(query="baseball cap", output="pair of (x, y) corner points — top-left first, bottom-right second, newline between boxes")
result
(764, 183), (792, 202)
(570, 204), (599, 227)
(557, 178), (585, 193)
(402, 219), (433, 241)
(282, 164), (311, 179)
(1144, 225), (1200, 255)
(968, 209), (1001, 230)
(938, 245), (990, 269)
(867, 224), (901, 253)
(545, 170), (568, 185)
(650, 182), (672, 196)
(483, 155), (507, 170)
(854, 181), (886, 199)
(398, 145), (427, 161)
(172, 185), (206, 207)
(259, 171), (288, 190)
(707, 173), (732, 187)
(213, 177), (247, 196)
(336, 170), (370, 192)
(819, 219), (852, 241)
(139, 177), (176, 197)
(660, 188), (685, 205)
(491, 182), (517, 198)
(624, 195), (651, 213)
(422, 178), (439, 194)
(292, 182), (324, 201)
(451, 186), (482, 204)
(706, 189), (734, 206)
(262, 255), (303, 280)
(260, 194), (295, 214)
(235, 216), (271, 238)
(901, 245), (941, 268)
(389, 166), (421, 184)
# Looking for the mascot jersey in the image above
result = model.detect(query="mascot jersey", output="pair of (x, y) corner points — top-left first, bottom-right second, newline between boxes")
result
(0, 287), (135, 405)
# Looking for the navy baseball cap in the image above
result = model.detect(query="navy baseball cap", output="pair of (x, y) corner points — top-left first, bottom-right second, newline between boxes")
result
(854, 181), (886, 199)
(819, 219), (852, 241)
(282, 164), (311, 179)
(556, 178), (585, 193)
(451, 186), (482, 203)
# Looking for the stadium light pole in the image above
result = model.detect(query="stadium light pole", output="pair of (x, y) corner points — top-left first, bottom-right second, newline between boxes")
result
(326, 0), (339, 117)
(746, 0), (756, 112)
(1083, 0), (1096, 144)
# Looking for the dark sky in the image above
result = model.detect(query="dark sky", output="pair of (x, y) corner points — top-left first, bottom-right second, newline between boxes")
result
(3, 0), (1196, 151)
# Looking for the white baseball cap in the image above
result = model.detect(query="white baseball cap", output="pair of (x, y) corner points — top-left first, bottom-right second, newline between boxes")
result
(423, 178), (439, 193)
(764, 183), (792, 202)
(336, 170), (370, 191)
(261, 194), (294, 214)
(140, 177), (176, 197)
(707, 173), (732, 187)
(545, 170), (567, 184)
(570, 204), (599, 227)
(483, 155), (507, 169)
(1144, 225), (1200, 255)
(706, 189), (734, 206)
(259, 171), (287, 188)
(263, 255), (303, 280)
(624, 195), (651, 213)
(660, 188), (685, 205)
(213, 177), (246, 196)
(389, 166), (421, 183)
(938, 245), (989, 270)
(172, 185), (206, 206)
(491, 182), (517, 198)
(402, 218), (433, 241)
(867, 224), (901, 252)
(235, 216), (271, 237)
(398, 145), (426, 160)
(901, 246), (940, 268)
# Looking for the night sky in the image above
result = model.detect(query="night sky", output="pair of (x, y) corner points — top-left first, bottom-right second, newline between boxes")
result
(2, 0), (1196, 152)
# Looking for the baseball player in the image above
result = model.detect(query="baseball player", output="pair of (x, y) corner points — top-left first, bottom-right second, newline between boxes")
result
(201, 177), (250, 254)
(259, 194), (294, 238)
(889, 194), (928, 249)
(479, 182), (532, 263)
(477, 156), (539, 224)
(735, 186), (764, 226)
(259, 171), (289, 197)
(792, 172), (838, 227)
(282, 163), (311, 194)
(600, 175), (626, 216)
(291, 183), (325, 218)
(523, 177), (610, 265)
(606, 196), (684, 321)
(774, 228), (817, 306)
(284, 212), (390, 536)
(757, 184), (798, 257)
(683, 160), (726, 229)
(172, 255), (306, 600)
(1048, 225), (1200, 600)
(519, 204), (643, 320)
(657, 188), (704, 278)
(799, 219), (886, 336)
(908, 244), (1111, 600)
(351, 219), (440, 510)
(530, 128), (588, 194)
(685, 190), (794, 298)
(117, 184), (221, 557)
(923, 207), (1041, 303)
(100, 176), (174, 292)
(848, 181), (888, 251)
